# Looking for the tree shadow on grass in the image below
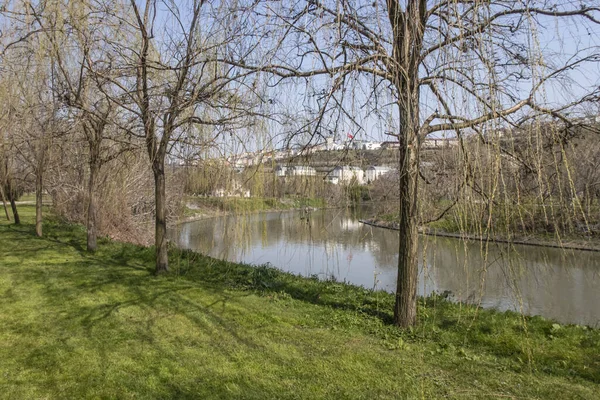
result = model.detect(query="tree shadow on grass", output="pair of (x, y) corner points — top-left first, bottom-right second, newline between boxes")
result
(5, 222), (389, 329)
(174, 251), (396, 325)
(0, 222), (87, 259)
(8, 248), (268, 356)
(5, 225), (600, 389)
(3, 267), (294, 399)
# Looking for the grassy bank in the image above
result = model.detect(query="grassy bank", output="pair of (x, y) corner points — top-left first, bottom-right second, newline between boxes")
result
(183, 196), (326, 218)
(372, 205), (600, 250)
(1, 206), (599, 399)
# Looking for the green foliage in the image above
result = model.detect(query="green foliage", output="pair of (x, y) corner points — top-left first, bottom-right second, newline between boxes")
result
(348, 184), (370, 204)
(183, 162), (234, 196)
(1, 206), (599, 399)
(428, 200), (600, 241)
(187, 196), (326, 215)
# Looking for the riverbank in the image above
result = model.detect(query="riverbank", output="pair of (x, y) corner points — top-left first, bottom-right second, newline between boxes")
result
(179, 196), (326, 223)
(360, 218), (600, 252)
(1, 206), (599, 399)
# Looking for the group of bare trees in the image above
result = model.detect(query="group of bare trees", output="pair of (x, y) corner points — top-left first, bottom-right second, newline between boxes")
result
(1, 0), (599, 327)
(1, 0), (262, 266)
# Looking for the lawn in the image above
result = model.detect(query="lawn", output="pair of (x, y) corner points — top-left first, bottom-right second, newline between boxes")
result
(0, 206), (599, 399)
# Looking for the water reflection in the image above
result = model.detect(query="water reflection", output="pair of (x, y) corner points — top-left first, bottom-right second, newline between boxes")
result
(173, 208), (600, 326)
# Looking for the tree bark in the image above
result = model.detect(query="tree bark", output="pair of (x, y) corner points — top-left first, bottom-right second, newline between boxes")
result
(153, 161), (169, 274)
(7, 178), (20, 225)
(9, 196), (19, 225)
(0, 184), (9, 221)
(86, 130), (102, 252)
(389, 0), (426, 328)
(86, 159), (98, 252)
(35, 169), (43, 237)
(394, 121), (420, 327)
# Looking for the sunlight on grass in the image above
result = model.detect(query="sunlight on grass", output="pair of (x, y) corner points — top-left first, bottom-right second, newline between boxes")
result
(0, 206), (598, 399)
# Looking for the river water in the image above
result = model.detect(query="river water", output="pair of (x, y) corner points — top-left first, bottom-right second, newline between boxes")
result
(173, 208), (600, 326)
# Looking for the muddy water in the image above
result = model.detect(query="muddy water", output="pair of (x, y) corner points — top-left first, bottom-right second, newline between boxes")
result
(173, 208), (600, 326)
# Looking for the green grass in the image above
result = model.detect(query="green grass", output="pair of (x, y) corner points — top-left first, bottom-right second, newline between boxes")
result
(186, 196), (326, 215)
(377, 203), (600, 247)
(428, 200), (600, 238)
(14, 192), (50, 203)
(16, 192), (36, 202)
(1, 206), (599, 399)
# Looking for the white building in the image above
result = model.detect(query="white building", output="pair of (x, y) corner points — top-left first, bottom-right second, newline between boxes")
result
(286, 166), (317, 177)
(273, 149), (294, 160)
(325, 176), (339, 185)
(349, 140), (364, 150)
(323, 137), (343, 151)
(275, 165), (288, 177)
(365, 166), (392, 183)
(330, 166), (365, 185)
(362, 142), (382, 151)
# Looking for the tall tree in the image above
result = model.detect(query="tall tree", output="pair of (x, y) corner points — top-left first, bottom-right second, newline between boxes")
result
(245, 0), (600, 327)
(1, 0), (64, 237)
(3, 62), (58, 237)
(106, 0), (261, 273)
(30, 0), (129, 251)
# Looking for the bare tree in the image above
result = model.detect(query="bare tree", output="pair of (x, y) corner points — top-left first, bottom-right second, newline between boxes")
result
(0, 96), (26, 225)
(2, 63), (58, 237)
(0, 0), (67, 236)
(28, 0), (133, 251)
(102, 0), (262, 273)
(240, 1), (600, 327)
(0, 130), (21, 224)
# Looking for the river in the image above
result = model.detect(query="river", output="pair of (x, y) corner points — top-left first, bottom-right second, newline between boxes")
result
(173, 207), (600, 326)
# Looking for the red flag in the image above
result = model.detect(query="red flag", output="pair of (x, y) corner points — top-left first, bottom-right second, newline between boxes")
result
(347, 133), (354, 139)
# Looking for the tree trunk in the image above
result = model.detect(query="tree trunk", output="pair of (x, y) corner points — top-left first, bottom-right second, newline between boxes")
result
(87, 160), (98, 252)
(388, 0), (426, 328)
(394, 140), (420, 327)
(154, 161), (169, 274)
(394, 100), (421, 328)
(0, 184), (9, 221)
(7, 179), (20, 225)
(35, 169), (43, 237)
(9, 196), (19, 225)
